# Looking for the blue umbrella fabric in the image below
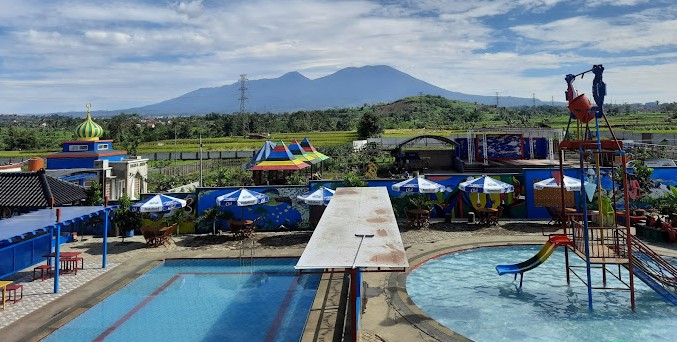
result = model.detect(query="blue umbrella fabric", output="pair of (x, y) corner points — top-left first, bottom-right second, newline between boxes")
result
(392, 177), (446, 193)
(216, 188), (269, 207)
(130, 194), (187, 213)
(458, 175), (515, 194)
(216, 188), (269, 221)
(297, 186), (335, 206)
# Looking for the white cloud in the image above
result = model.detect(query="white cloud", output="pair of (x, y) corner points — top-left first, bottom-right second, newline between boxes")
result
(174, 0), (204, 19)
(0, 0), (676, 114)
(511, 14), (677, 52)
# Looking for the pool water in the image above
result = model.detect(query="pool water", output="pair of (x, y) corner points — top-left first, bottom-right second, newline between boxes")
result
(44, 258), (320, 342)
(407, 246), (677, 342)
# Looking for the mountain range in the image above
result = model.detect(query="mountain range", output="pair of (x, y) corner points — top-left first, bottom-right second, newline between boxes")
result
(83, 65), (556, 116)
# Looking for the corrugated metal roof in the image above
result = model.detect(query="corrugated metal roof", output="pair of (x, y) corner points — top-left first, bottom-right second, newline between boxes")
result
(0, 170), (87, 208)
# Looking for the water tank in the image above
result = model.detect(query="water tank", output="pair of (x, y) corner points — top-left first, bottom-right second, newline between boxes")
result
(27, 157), (45, 171)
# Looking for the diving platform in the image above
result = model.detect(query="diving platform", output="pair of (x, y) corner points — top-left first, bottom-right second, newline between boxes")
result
(295, 186), (408, 341)
(295, 186), (408, 271)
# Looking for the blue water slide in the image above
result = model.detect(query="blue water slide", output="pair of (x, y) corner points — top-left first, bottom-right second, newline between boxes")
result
(632, 267), (677, 305)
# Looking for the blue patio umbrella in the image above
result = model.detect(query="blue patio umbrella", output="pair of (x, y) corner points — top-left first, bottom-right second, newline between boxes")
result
(216, 188), (269, 220)
(459, 175), (514, 205)
(297, 186), (335, 206)
(533, 175), (582, 192)
(130, 194), (187, 213)
(392, 177), (447, 193)
(458, 175), (514, 194)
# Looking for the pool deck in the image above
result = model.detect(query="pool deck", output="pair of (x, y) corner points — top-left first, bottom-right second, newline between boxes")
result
(1, 220), (676, 342)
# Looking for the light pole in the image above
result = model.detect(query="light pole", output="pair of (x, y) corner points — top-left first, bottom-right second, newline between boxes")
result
(199, 132), (203, 186)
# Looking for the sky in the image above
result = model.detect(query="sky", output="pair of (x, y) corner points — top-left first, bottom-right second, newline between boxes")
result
(0, 0), (676, 114)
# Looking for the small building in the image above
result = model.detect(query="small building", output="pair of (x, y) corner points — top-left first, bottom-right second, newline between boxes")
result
(44, 105), (148, 200)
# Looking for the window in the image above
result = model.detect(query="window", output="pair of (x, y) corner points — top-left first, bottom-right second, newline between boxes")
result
(68, 145), (88, 151)
(97, 144), (109, 150)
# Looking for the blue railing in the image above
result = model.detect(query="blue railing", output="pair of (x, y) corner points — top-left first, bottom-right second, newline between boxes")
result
(0, 230), (52, 279)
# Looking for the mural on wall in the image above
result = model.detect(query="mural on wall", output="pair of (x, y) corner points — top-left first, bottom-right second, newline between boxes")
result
(524, 166), (677, 219)
(190, 166), (677, 232)
(195, 186), (308, 234)
(476, 134), (524, 160)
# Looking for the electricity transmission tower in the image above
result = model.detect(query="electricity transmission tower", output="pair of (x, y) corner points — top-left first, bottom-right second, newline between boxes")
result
(239, 74), (248, 135)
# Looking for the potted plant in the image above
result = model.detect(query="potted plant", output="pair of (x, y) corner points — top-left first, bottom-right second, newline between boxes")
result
(195, 206), (232, 234)
(112, 194), (142, 239)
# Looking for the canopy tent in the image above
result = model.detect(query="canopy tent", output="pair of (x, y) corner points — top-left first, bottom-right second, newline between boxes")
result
(300, 138), (330, 162)
(249, 140), (311, 171)
(246, 140), (276, 169)
(288, 139), (320, 165)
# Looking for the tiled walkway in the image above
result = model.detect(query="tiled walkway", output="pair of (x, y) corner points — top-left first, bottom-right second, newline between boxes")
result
(0, 261), (120, 329)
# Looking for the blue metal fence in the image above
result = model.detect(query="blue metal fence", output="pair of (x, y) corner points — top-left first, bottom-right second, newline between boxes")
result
(0, 230), (52, 279)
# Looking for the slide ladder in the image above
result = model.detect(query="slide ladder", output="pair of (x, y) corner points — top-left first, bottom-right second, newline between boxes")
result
(618, 231), (677, 305)
(496, 235), (572, 288)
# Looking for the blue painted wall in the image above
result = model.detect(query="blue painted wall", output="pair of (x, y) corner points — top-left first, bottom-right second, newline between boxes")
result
(192, 166), (677, 231)
(47, 155), (125, 169)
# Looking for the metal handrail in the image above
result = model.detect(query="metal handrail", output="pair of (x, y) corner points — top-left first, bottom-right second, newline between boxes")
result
(618, 230), (677, 290)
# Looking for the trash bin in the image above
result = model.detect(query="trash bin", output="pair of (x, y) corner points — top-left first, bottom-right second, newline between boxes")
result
(468, 212), (476, 224)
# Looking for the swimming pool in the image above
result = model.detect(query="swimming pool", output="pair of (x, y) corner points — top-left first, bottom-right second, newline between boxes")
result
(407, 246), (677, 342)
(44, 258), (320, 342)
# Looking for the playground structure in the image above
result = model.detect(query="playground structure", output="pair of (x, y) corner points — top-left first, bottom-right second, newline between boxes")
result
(497, 65), (677, 310)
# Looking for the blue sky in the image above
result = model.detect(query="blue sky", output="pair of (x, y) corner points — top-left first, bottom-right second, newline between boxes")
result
(0, 0), (675, 114)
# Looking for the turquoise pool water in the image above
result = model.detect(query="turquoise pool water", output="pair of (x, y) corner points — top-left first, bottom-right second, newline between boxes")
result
(44, 258), (320, 342)
(407, 246), (677, 342)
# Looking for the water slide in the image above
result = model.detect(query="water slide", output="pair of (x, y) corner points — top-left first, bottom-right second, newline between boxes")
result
(496, 235), (572, 277)
(629, 245), (677, 305)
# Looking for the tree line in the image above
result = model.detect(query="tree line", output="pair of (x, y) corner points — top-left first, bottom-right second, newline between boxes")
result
(2, 95), (676, 153)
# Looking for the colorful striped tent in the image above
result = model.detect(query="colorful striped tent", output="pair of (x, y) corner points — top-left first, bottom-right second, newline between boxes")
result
(249, 140), (311, 171)
(300, 138), (330, 161)
(288, 139), (320, 165)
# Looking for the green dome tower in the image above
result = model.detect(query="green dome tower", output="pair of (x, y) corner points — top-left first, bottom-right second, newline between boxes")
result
(75, 103), (103, 141)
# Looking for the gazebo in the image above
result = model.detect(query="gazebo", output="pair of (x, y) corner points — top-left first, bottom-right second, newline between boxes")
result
(249, 140), (310, 185)
(288, 139), (320, 175)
